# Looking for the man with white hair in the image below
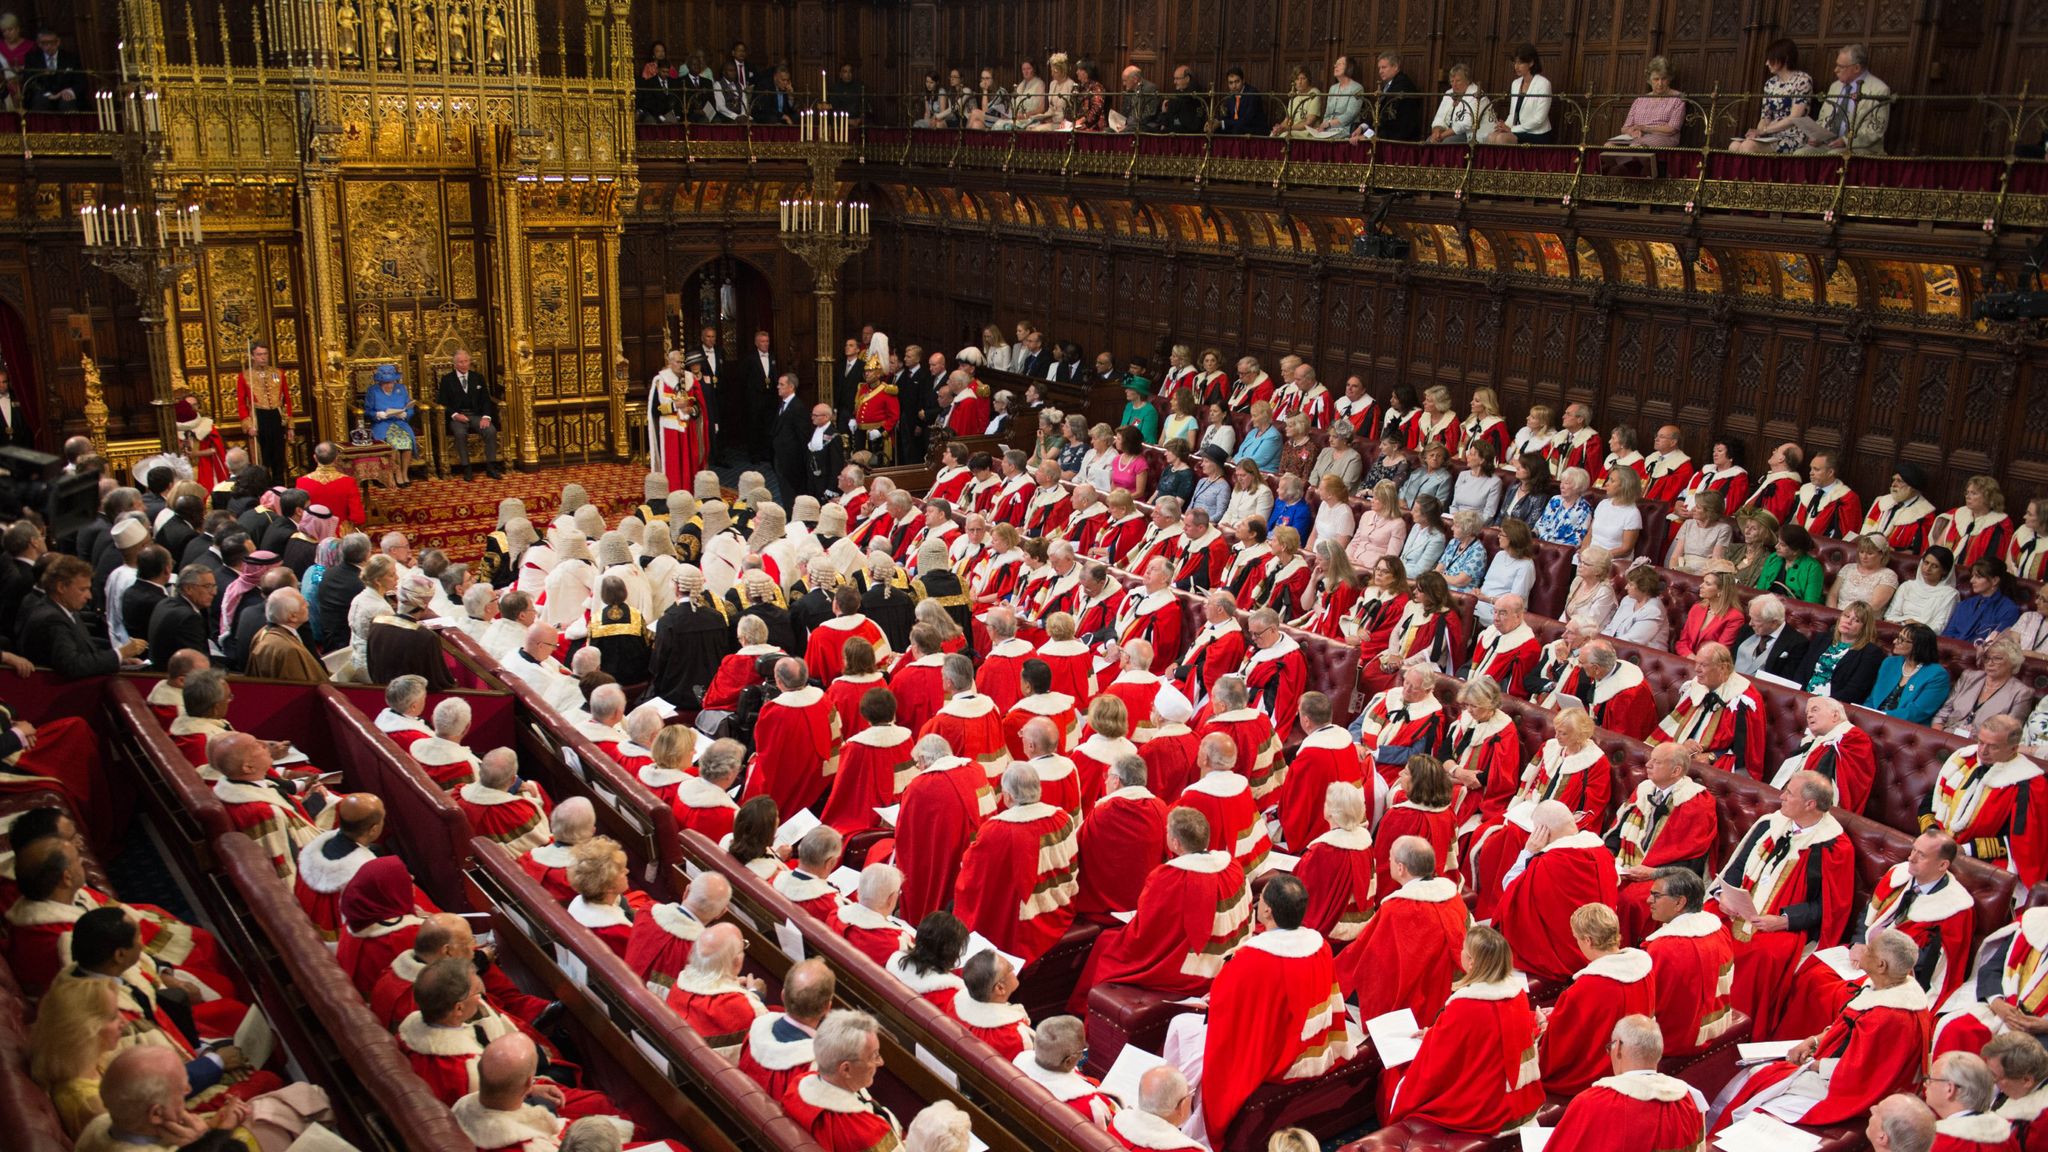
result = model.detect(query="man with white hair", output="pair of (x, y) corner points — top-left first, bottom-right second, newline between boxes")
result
(1110, 1065), (1203, 1151)
(923, 653), (1011, 782)
(1770, 694), (1879, 814)
(1197, 674), (1285, 801)
(1126, 497), (1186, 581)
(1024, 464), (1075, 542)
(505, 620), (585, 716)
(838, 863), (917, 967)
(1870, 1094), (1940, 1152)
(624, 871), (731, 994)
(455, 748), (554, 856)
(610, 703), (667, 774)
(411, 695), (484, 790)
(895, 734), (994, 924)
(740, 658), (840, 816)
(664, 922), (768, 1051)
(1115, 558), (1183, 671)
(699, 606), (777, 713)
(1073, 754), (1171, 923)
(1607, 741), (1718, 943)
(672, 737), (744, 842)
(1525, 612), (1606, 699)
(1177, 730), (1271, 875)
(1352, 658), (1448, 778)
(1650, 641), (1767, 779)
(953, 762), (1078, 963)
(776, 826), (848, 930)
(740, 958), (837, 1102)
(457, 582), (500, 641)
(784, 1010), (900, 1152)
(1541, 637), (1659, 740)
(1546, 1015), (1707, 1151)
(244, 586), (326, 683)
(1922, 1053), (2015, 1149)
(1920, 714), (2048, 887)
(1497, 799), (1621, 982)
(519, 796), (596, 902)
(1718, 928), (1936, 1129)
(1466, 592), (1540, 697)
(1173, 591), (1246, 707)
(1017, 1014), (1117, 1128)
(573, 683), (631, 761)
(990, 448), (1038, 529)
(1024, 540), (1085, 623)
(1731, 592), (1811, 680)
(1709, 769), (1856, 1039)
(1073, 804), (1249, 1010)
(451, 1032), (635, 1152)
(977, 606), (1035, 711)
(1101, 638), (1193, 736)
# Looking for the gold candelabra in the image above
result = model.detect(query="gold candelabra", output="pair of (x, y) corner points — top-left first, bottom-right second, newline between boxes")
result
(778, 99), (872, 404)
(80, 200), (204, 452)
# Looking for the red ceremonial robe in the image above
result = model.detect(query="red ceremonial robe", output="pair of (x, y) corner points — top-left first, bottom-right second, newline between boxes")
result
(1025, 489), (1076, 543)
(568, 896), (635, 959)
(1069, 733), (1141, 813)
(1744, 470), (1802, 522)
(1037, 640), (1100, 703)
(887, 655), (948, 736)
(921, 693), (1013, 783)
(1334, 875), (1467, 1015)
(1931, 1113), (2022, 1152)
(806, 616), (890, 682)
(1199, 708), (1284, 802)
(1860, 493), (1939, 555)
(992, 476), (1038, 528)
(894, 757), (993, 924)
(976, 639), (1037, 712)
(1109, 1109), (1204, 1151)
(1127, 528), (1185, 583)
(214, 778), (321, 878)
(1134, 723), (1200, 807)
(1546, 659), (1661, 742)
(1177, 771), (1271, 876)
(671, 774), (741, 845)
(1003, 692), (1080, 763)
(952, 802), (1079, 964)
(1548, 1072), (1707, 1152)
(373, 709), (434, 754)
(1772, 863), (1975, 1042)
(1173, 530), (1235, 595)
(886, 950), (968, 1015)
(1116, 590), (1185, 673)
(1101, 670), (1172, 734)
(1788, 482), (1865, 541)
(1200, 927), (1357, 1140)
(1072, 786), (1171, 923)
(1373, 800), (1459, 883)
(1354, 686), (1445, 785)
(518, 842), (577, 903)
(1934, 908), (2048, 1059)
(1098, 514), (1150, 569)
(837, 901), (917, 968)
(1074, 584), (1131, 642)
(774, 869), (845, 932)
(1444, 711), (1523, 837)
(1295, 825), (1376, 944)
(1922, 747), (2048, 888)
(1173, 621), (1246, 707)
(950, 992), (1035, 1061)
(1937, 510), (2014, 572)
(704, 645), (784, 711)
(826, 672), (885, 738)
(1386, 975), (1544, 1136)
(1712, 810), (1856, 1038)
(782, 1073), (902, 1152)
(622, 902), (707, 993)
(1277, 725), (1365, 853)
(293, 831), (379, 941)
(397, 1010), (618, 1121)
(1012, 1049), (1119, 1129)
(1715, 979), (1929, 1130)
(1539, 948), (1659, 1095)
(1497, 830), (1621, 982)
(1071, 849), (1250, 1011)
(821, 725), (916, 837)
(1240, 638), (1308, 736)
(1643, 452), (1698, 503)
(1467, 623), (1542, 700)
(1608, 777), (1719, 944)
(1642, 910), (1737, 1057)
(1771, 723), (1881, 817)
(741, 686), (841, 817)
(738, 1013), (818, 1104)
(1019, 754), (1083, 820)
(454, 783), (552, 857)
(928, 466), (971, 505)
(665, 968), (769, 1048)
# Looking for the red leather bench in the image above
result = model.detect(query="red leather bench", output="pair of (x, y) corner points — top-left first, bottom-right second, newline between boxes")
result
(0, 787), (112, 893)
(316, 685), (476, 911)
(207, 833), (472, 1152)
(104, 677), (233, 881)
(0, 949), (71, 1152)
(465, 837), (819, 1151)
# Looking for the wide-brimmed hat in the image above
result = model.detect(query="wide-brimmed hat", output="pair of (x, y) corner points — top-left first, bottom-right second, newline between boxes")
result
(1122, 376), (1153, 396)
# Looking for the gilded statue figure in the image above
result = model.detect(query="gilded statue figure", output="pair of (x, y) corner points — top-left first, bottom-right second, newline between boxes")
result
(411, 0), (438, 64)
(376, 0), (400, 61)
(335, 0), (362, 59)
(483, 4), (507, 65)
(446, 3), (470, 62)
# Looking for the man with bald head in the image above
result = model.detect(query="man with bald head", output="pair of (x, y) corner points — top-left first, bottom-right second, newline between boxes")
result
(1543, 637), (1660, 740)
(740, 656), (840, 816)
(504, 619), (585, 715)
(1641, 425), (1697, 502)
(1109, 1065), (1203, 1150)
(144, 647), (211, 723)
(456, 747), (554, 856)
(625, 871), (732, 993)
(210, 731), (321, 880)
(1546, 1015), (1706, 1151)
(1868, 1094), (1938, 1152)
(452, 1033), (571, 1152)
(1772, 694), (1879, 814)
(1497, 799), (1621, 982)
(1922, 713), (2048, 887)
(1467, 592), (1541, 695)
(1650, 641), (1768, 779)
(1177, 729), (1272, 875)
(739, 958), (837, 1100)
(293, 791), (392, 940)
(665, 922), (768, 1051)
(74, 1045), (251, 1152)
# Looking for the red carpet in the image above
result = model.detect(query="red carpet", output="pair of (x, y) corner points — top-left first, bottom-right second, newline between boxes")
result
(369, 462), (651, 565)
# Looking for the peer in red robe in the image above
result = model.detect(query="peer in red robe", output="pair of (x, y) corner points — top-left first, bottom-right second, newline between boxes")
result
(894, 754), (992, 924)
(1497, 818), (1621, 983)
(1710, 799), (1857, 1039)
(1069, 727), (1142, 813)
(1769, 713), (1880, 815)
(703, 644), (784, 711)
(1038, 637), (1101, 702)
(887, 652), (948, 735)
(1921, 742), (2048, 889)
(1787, 478), (1865, 540)
(1607, 770), (1719, 945)
(293, 827), (385, 942)
(214, 776), (322, 879)
(1643, 908), (1737, 1058)
(1651, 667), (1768, 780)
(783, 1072), (902, 1152)
(977, 636), (1038, 711)
(1547, 1069), (1707, 1152)
(1544, 657), (1661, 741)
(739, 1013), (818, 1104)
(1296, 822), (1375, 946)
(1374, 795), (1459, 883)
(952, 795), (1079, 964)
(455, 780), (552, 858)
(1133, 721), (1199, 808)
(1443, 706), (1522, 839)
(672, 772), (741, 845)
(951, 986), (1035, 1062)
(1467, 618), (1542, 700)
(1072, 783), (1170, 924)
(1003, 690), (1080, 762)
(1540, 945), (1659, 1095)
(806, 614), (891, 682)
(1277, 719), (1364, 852)
(1384, 972), (1544, 1136)
(1192, 919), (1357, 1142)
(666, 965), (769, 1049)
(622, 902), (710, 994)
(1116, 587), (1185, 673)
(398, 1008), (619, 1121)
(1072, 840), (1250, 1011)
(1172, 616), (1245, 707)
(837, 896), (916, 968)
(740, 684), (841, 817)
(1354, 682), (1446, 786)
(567, 895), (636, 959)
(921, 691), (1012, 783)
(1715, 977), (1930, 1131)
(774, 868), (846, 933)
(820, 723), (915, 837)
(1199, 705), (1284, 803)
(1177, 768), (1270, 876)
(1772, 850), (1976, 1043)
(826, 670), (884, 738)
(1239, 633), (1307, 737)
(1935, 908), (2048, 1059)
(1336, 864), (1468, 1016)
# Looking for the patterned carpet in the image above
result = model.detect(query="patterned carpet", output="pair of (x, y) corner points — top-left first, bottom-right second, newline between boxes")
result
(372, 462), (653, 564)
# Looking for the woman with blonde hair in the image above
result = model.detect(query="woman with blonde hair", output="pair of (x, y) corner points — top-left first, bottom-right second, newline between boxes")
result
(1512, 403), (1558, 461)
(1161, 342), (1197, 402)
(1827, 532), (1899, 615)
(1731, 508), (1780, 590)
(1665, 488), (1732, 574)
(638, 722), (699, 804)
(1028, 52), (1075, 128)
(1347, 480), (1411, 576)
(1308, 473), (1357, 553)
(1384, 924), (1543, 1134)
(1933, 473), (2012, 569)
(1297, 540), (1363, 637)
(1262, 525), (1314, 619)
(1409, 385), (1461, 455)
(1675, 563), (1746, 658)
(29, 976), (125, 1136)
(1462, 387), (1509, 459)
(980, 323), (1014, 373)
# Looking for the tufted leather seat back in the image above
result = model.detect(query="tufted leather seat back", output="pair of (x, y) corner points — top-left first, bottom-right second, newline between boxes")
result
(316, 685), (475, 911)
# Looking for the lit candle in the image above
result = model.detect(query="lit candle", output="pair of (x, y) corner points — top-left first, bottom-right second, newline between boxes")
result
(821, 70), (827, 101)
(191, 208), (201, 245)
(79, 207), (90, 246)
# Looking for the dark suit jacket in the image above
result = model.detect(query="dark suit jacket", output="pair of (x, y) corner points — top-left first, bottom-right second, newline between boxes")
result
(225, 594), (270, 672)
(1788, 639), (1885, 708)
(76, 518), (113, 570)
(736, 348), (779, 433)
(157, 519), (198, 564)
(770, 397), (812, 487)
(1016, 349), (1050, 379)
(0, 556), (33, 643)
(315, 564), (365, 652)
(237, 508), (277, 543)
(22, 50), (86, 103)
(806, 433), (844, 500)
(1216, 87), (1269, 135)
(1730, 623), (1811, 682)
(19, 596), (118, 677)
(120, 581), (167, 649)
(1376, 72), (1425, 141)
(437, 370), (497, 423)
(147, 594), (211, 671)
(189, 550), (230, 635)
(1147, 90), (1207, 134)
(834, 358), (864, 417)
(0, 395), (32, 449)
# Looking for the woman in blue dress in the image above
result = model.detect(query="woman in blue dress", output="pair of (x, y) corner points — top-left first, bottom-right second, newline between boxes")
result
(366, 363), (417, 485)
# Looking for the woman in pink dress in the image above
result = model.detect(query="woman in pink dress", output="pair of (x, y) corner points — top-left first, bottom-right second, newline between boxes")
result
(1108, 425), (1149, 496)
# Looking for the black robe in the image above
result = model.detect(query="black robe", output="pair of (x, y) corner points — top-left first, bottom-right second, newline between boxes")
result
(587, 602), (652, 685)
(910, 570), (974, 657)
(642, 598), (735, 708)
(861, 584), (916, 653)
(788, 588), (833, 657)
(365, 612), (454, 690)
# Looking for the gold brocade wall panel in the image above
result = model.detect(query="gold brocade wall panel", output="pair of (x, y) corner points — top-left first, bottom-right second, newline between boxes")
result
(169, 236), (309, 450)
